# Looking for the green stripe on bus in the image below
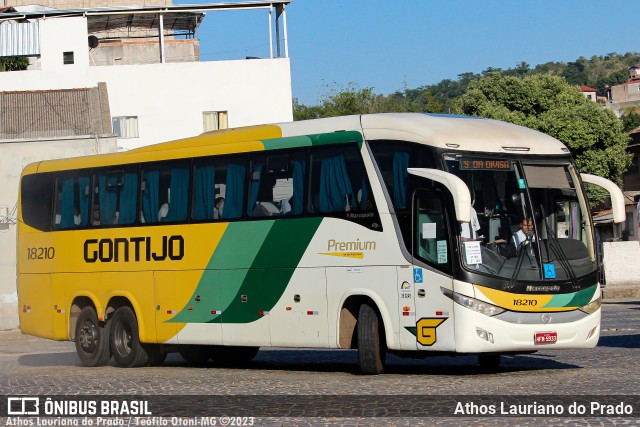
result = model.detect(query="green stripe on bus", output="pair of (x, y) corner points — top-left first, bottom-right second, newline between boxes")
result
(210, 217), (322, 324)
(565, 285), (597, 308)
(169, 221), (275, 323)
(542, 284), (597, 309)
(260, 131), (363, 151)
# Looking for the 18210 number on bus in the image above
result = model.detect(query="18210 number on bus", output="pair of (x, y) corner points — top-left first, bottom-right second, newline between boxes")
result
(27, 247), (55, 260)
(513, 299), (537, 306)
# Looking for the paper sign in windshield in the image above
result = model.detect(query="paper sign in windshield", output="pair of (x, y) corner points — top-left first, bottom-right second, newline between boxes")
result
(437, 240), (448, 264)
(422, 223), (437, 239)
(464, 241), (483, 264)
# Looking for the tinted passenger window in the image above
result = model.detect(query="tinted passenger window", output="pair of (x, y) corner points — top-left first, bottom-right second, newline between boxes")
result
(21, 173), (54, 231)
(192, 155), (245, 221)
(248, 152), (306, 218)
(91, 167), (138, 226)
(53, 172), (91, 229)
(368, 140), (437, 211)
(141, 161), (190, 224)
(309, 145), (374, 214)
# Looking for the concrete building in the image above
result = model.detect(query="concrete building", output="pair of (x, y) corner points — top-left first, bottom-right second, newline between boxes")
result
(0, 1), (294, 329)
(579, 85), (597, 102)
(606, 65), (640, 116)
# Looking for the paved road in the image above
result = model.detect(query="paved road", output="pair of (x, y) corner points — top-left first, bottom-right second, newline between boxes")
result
(0, 300), (638, 426)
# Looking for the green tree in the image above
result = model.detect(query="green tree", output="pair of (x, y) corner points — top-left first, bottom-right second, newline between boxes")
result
(293, 83), (444, 121)
(0, 56), (29, 72)
(452, 73), (630, 183)
(621, 109), (640, 133)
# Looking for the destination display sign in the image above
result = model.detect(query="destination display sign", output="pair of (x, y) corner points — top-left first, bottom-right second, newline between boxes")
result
(459, 158), (512, 171)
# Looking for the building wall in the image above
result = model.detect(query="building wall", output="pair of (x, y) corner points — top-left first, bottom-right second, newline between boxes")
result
(0, 136), (117, 329)
(0, 15), (294, 150)
(602, 241), (640, 288)
(91, 39), (200, 66)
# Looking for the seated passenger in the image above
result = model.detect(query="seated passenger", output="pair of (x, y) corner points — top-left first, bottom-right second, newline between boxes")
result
(158, 203), (169, 221)
(91, 208), (100, 226)
(253, 201), (280, 217)
(280, 199), (292, 215)
(213, 197), (224, 219)
(512, 218), (534, 249)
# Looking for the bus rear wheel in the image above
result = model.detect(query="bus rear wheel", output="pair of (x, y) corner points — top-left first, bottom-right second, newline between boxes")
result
(357, 304), (386, 374)
(75, 306), (111, 367)
(109, 306), (150, 368)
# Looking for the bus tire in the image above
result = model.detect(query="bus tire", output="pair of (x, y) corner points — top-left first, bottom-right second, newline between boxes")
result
(146, 345), (167, 367)
(357, 304), (386, 374)
(478, 353), (501, 371)
(179, 345), (210, 365)
(75, 306), (111, 367)
(109, 306), (150, 368)
(211, 346), (259, 364)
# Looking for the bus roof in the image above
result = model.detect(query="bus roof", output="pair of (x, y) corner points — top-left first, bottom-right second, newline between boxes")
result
(26, 113), (569, 174)
(278, 113), (569, 155)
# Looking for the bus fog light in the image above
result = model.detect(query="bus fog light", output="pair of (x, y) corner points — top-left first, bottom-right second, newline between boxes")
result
(476, 327), (494, 343)
(587, 326), (597, 340)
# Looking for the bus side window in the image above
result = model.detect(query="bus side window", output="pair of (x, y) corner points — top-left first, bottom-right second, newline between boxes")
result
(54, 172), (91, 229)
(21, 173), (54, 232)
(141, 161), (189, 224)
(91, 168), (138, 226)
(309, 144), (371, 214)
(192, 158), (217, 221)
(248, 151), (306, 218)
(368, 140), (437, 211)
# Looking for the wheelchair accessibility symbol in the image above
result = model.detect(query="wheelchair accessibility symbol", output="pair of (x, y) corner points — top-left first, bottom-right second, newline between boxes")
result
(544, 263), (556, 279)
(414, 268), (423, 284)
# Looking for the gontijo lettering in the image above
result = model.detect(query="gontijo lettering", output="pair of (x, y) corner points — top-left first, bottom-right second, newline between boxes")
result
(84, 235), (184, 263)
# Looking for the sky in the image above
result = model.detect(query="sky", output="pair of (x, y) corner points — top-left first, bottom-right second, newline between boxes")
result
(177, 0), (640, 105)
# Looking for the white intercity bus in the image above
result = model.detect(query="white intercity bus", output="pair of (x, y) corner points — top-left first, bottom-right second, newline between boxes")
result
(17, 113), (625, 373)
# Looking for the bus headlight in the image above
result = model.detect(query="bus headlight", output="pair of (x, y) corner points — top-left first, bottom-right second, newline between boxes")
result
(442, 288), (505, 317)
(579, 297), (602, 314)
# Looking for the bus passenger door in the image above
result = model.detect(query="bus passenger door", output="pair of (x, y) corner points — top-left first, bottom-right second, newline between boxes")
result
(410, 190), (456, 352)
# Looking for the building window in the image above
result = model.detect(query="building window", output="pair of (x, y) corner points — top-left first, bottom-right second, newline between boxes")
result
(203, 111), (228, 132)
(112, 116), (139, 138)
(63, 52), (74, 65)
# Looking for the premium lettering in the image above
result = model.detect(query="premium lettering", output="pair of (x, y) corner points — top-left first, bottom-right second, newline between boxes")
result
(327, 239), (376, 252)
(84, 236), (184, 263)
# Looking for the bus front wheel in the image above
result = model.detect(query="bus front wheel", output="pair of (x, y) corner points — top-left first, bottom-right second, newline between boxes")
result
(357, 304), (386, 374)
(478, 353), (501, 371)
(75, 306), (111, 367)
(109, 306), (150, 368)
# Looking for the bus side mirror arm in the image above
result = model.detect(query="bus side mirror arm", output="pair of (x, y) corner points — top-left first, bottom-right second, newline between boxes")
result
(408, 168), (471, 223)
(580, 173), (626, 223)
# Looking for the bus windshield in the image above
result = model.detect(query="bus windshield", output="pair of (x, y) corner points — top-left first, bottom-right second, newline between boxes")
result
(444, 155), (596, 283)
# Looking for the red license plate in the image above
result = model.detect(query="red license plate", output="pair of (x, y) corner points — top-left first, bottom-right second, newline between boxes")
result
(534, 332), (557, 345)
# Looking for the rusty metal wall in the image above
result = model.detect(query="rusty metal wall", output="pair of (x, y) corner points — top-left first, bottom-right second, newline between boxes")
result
(0, 86), (111, 139)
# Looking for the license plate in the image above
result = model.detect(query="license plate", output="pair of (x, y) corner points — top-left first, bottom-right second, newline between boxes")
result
(534, 332), (557, 345)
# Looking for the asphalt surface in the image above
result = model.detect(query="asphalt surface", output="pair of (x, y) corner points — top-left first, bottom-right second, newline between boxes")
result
(0, 299), (638, 426)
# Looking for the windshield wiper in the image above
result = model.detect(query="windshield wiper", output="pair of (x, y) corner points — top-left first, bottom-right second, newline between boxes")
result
(539, 204), (579, 291)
